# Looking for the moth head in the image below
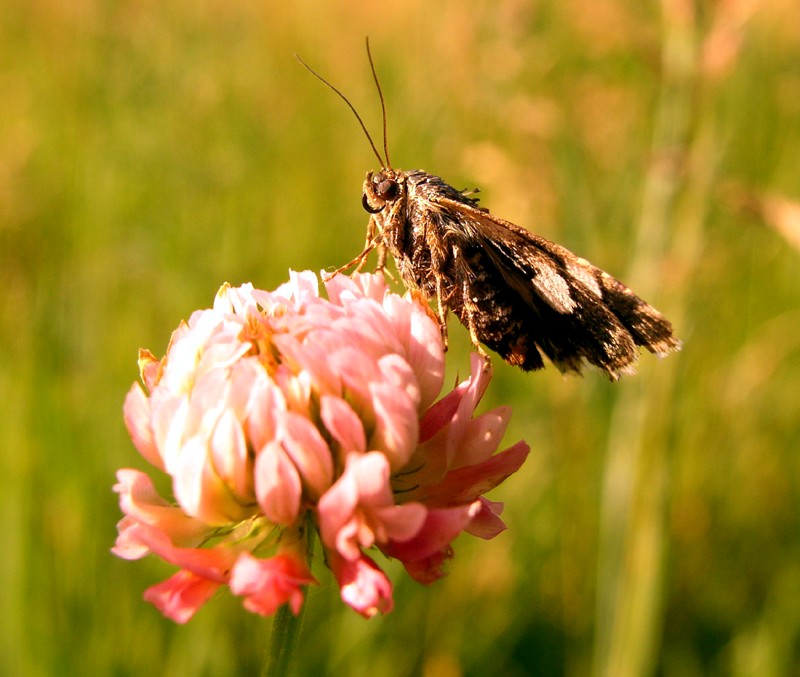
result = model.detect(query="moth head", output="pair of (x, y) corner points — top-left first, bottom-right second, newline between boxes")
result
(362, 170), (402, 214)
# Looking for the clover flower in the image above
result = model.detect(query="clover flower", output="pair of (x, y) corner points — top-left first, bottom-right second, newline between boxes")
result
(114, 271), (529, 622)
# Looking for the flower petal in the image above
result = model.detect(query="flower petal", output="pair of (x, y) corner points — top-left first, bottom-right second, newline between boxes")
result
(137, 348), (161, 392)
(171, 435), (249, 525)
(123, 384), (163, 470)
(143, 570), (221, 624)
(119, 522), (237, 580)
(255, 441), (302, 525)
(382, 502), (480, 565)
(112, 469), (211, 549)
(369, 382), (419, 470)
(244, 372), (285, 452)
(415, 440), (531, 507)
(278, 412), (333, 497)
(329, 551), (394, 618)
(209, 409), (251, 498)
(320, 395), (367, 455)
(230, 551), (316, 617)
(449, 406), (512, 469)
(324, 271), (388, 306)
(383, 293), (445, 411)
(318, 452), (427, 560)
(464, 497), (507, 539)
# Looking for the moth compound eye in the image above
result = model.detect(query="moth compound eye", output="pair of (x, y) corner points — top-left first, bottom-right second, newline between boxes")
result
(362, 193), (384, 214)
(377, 178), (399, 201)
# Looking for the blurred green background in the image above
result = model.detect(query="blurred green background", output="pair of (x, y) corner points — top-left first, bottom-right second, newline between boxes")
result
(2, 0), (800, 675)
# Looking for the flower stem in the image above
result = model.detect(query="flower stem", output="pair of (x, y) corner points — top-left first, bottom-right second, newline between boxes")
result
(262, 526), (316, 677)
(263, 601), (305, 677)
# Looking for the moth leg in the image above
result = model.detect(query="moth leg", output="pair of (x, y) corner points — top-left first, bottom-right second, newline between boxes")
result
(356, 213), (397, 280)
(370, 243), (398, 282)
(354, 215), (380, 273)
(323, 216), (381, 281)
(323, 245), (375, 281)
(460, 277), (491, 364)
(372, 242), (386, 272)
(434, 273), (450, 351)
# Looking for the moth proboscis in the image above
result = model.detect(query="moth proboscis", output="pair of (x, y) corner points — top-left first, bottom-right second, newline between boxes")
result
(297, 39), (681, 380)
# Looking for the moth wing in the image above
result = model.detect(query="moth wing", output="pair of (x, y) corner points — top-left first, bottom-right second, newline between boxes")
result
(432, 195), (680, 377)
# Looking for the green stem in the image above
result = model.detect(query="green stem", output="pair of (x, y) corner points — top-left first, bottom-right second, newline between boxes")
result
(263, 600), (306, 677)
(593, 3), (704, 677)
(262, 527), (316, 677)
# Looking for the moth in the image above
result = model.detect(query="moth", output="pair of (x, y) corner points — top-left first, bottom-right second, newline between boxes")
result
(298, 42), (681, 379)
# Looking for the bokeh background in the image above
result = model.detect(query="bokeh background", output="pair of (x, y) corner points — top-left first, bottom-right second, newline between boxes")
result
(2, 1), (799, 675)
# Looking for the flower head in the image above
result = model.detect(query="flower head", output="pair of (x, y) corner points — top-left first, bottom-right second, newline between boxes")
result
(115, 270), (529, 621)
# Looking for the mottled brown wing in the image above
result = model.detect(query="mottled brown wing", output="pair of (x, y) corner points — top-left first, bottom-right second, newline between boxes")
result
(433, 194), (680, 378)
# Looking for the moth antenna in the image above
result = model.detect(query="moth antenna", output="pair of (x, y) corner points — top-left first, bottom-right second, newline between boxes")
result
(294, 53), (386, 169)
(365, 37), (391, 168)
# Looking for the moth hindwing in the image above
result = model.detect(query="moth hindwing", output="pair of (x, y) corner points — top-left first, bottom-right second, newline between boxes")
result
(299, 42), (681, 380)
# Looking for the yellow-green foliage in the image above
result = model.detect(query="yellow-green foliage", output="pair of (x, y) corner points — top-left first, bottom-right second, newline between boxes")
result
(2, 2), (799, 675)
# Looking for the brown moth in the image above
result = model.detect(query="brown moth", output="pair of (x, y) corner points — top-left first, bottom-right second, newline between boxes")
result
(298, 42), (681, 380)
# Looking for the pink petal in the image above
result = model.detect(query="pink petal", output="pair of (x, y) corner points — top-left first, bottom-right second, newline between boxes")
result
(318, 452), (409, 560)
(283, 269), (321, 303)
(272, 334), (341, 396)
(369, 382), (419, 469)
(320, 395), (366, 455)
(255, 441), (302, 525)
(188, 368), (230, 422)
(329, 551), (394, 618)
(209, 408), (251, 500)
(197, 334), (252, 375)
(318, 452), (428, 558)
(171, 435), (246, 525)
(381, 502), (481, 563)
(272, 365), (312, 416)
(112, 516), (151, 560)
(331, 299), (404, 358)
(416, 440), (531, 507)
(278, 412), (333, 497)
(327, 348), (379, 410)
(418, 384), (463, 444)
(324, 271), (388, 306)
(213, 282), (263, 319)
(137, 348), (161, 392)
(301, 300), (345, 332)
(112, 469), (210, 548)
(149, 391), (188, 474)
(449, 406), (512, 469)
(230, 551), (316, 617)
(143, 570), (221, 624)
(223, 358), (262, 421)
(317, 456), (377, 558)
(377, 353), (421, 408)
(119, 522), (237, 581)
(159, 315), (222, 392)
(123, 384), (163, 470)
(373, 502), (428, 543)
(245, 373), (286, 451)
(382, 293), (445, 411)
(464, 498), (507, 539)
(399, 548), (453, 585)
(438, 354), (493, 459)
